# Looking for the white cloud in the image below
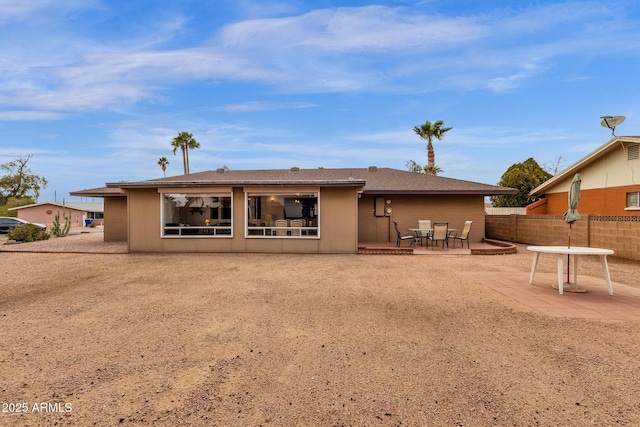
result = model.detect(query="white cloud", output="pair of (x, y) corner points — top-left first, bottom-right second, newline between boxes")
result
(217, 101), (318, 113)
(1, 2), (639, 112)
(0, 0), (98, 23)
(0, 110), (66, 121)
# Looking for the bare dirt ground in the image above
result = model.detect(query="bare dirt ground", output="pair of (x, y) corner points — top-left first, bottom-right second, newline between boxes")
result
(1, 233), (640, 426)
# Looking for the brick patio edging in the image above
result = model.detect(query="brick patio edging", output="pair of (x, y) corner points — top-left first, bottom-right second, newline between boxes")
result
(472, 238), (517, 255)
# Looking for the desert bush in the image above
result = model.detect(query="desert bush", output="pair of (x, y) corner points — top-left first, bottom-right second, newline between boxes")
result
(7, 224), (50, 242)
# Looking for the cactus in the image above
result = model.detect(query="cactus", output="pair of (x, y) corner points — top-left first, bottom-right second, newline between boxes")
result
(52, 209), (71, 237)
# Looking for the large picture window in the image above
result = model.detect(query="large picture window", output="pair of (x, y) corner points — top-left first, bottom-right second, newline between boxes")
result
(246, 192), (319, 238)
(162, 193), (232, 237)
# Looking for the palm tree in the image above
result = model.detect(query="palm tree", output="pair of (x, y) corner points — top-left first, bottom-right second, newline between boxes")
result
(413, 120), (452, 175)
(170, 131), (201, 174)
(406, 159), (444, 174)
(157, 157), (169, 177)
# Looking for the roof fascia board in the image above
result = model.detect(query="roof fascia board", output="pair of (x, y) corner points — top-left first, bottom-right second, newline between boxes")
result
(529, 136), (640, 196)
(9, 202), (97, 210)
(157, 187), (233, 194)
(69, 191), (126, 197)
(243, 186), (321, 193)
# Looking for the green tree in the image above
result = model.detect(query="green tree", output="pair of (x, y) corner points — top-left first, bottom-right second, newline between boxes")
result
(170, 131), (201, 175)
(0, 196), (35, 217)
(158, 157), (169, 177)
(0, 155), (47, 206)
(413, 119), (452, 175)
(490, 158), (552, 207)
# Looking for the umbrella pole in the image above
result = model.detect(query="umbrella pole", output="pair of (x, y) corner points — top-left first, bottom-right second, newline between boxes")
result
(567, 223), (572, 283)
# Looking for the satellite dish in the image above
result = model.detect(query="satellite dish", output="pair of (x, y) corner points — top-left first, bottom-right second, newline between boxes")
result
(600, 115), (626, 137)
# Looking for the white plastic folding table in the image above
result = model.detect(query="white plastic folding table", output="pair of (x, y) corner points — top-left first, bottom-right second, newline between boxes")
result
(527, 246), (615, 295)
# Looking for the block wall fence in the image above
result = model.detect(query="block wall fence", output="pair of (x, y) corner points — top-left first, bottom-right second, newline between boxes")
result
(485, 214), (640, 262)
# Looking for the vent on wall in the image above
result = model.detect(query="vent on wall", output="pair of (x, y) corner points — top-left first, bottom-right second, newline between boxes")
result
(629, 144), (639, 161)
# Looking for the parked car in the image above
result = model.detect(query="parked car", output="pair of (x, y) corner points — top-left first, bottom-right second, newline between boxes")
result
(0, 217), (47, 233)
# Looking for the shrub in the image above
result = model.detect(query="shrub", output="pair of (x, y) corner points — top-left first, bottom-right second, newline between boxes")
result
(7, 224), (50, 242)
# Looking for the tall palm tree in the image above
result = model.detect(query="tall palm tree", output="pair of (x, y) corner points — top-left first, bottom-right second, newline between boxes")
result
(413, 120), (452, 175)
(171, 131), (201, 174)
(157, 157), (169, 177)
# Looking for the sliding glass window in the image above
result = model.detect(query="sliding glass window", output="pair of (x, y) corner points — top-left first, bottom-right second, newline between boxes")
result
(246, 192), (319, 238)
(162, 193), (232, 237)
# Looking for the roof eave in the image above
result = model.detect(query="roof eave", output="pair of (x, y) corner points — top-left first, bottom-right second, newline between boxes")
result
(70, 189), (126, 197)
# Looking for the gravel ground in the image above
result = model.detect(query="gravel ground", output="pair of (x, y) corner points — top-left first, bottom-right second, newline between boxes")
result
(1, 233), (640, 426)
(0, 230), (127, 254)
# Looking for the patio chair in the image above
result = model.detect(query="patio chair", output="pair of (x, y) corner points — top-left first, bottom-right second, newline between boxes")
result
(417, 219), (432, 246)
(275, 219), (288, 236)
(393, 221), (413, 247)
(429, 222), (449, 249)
(290, 219), (303, 236)
(451, 220), (473, 248)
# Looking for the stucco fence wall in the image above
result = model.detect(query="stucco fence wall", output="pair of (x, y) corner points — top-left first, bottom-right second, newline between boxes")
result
(485, 214), (640, 261)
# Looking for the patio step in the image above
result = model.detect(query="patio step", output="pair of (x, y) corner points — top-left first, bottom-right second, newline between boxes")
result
(357, 245), (414, 255)
(473, 238), (517, 255)
(357, 239), (516, 255)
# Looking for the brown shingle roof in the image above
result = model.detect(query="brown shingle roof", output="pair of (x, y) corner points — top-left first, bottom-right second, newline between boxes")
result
(70, 186), (125, 197)
(105, 167), (515, 196)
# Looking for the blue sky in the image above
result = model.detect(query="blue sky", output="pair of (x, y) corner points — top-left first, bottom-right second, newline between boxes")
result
(1, 0), (639, 203)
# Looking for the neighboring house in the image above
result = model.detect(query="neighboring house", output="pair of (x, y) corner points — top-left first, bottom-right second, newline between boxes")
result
(9, 201), (104, 227)
(71, 167), (515, 253)
(485, 204), (527, 215)
(528, 136), (640, 216)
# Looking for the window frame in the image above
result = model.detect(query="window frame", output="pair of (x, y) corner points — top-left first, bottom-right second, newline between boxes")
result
(625, 191), (640, 211)
(244, 191), (320, 239)
(160, 191), (233, 238)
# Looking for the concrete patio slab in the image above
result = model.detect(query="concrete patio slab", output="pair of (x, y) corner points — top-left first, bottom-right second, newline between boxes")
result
(468, 271), (640, 321)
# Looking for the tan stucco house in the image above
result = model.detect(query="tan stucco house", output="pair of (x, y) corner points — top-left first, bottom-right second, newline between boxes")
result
(71, 167), (515, 253)
(528, 136), (640, 216)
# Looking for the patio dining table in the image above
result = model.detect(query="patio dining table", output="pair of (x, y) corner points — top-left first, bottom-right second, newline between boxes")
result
(408, 228), (458, 246)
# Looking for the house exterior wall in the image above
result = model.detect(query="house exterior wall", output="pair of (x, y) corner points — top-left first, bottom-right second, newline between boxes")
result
(104, 196), (128, 242)
(541, 186), (640, 216)
(126, 186), (360, 254)
(358, 194), (486, 244)
(536, 142), (640, 216)
(580, 142), (640, 190)
(15, 204), (85, 228)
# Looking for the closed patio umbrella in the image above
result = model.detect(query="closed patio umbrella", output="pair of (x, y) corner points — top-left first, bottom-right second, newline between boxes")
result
(562, 173), (581, 286)
(563, 173), (582, 247)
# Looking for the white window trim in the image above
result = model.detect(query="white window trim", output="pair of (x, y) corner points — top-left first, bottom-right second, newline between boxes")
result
(160, 192), (233, 238)
(244, 191), (320, 239)
(626, 191), (640, 209)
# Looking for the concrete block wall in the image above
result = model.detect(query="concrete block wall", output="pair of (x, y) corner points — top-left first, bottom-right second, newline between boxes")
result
(590, 216), (640, 260)
(486, 214), (640, 261)
(484, 215), (516, 242)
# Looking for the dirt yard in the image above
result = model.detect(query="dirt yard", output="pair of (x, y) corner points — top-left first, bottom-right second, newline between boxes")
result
(1, 234), (640, 426)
